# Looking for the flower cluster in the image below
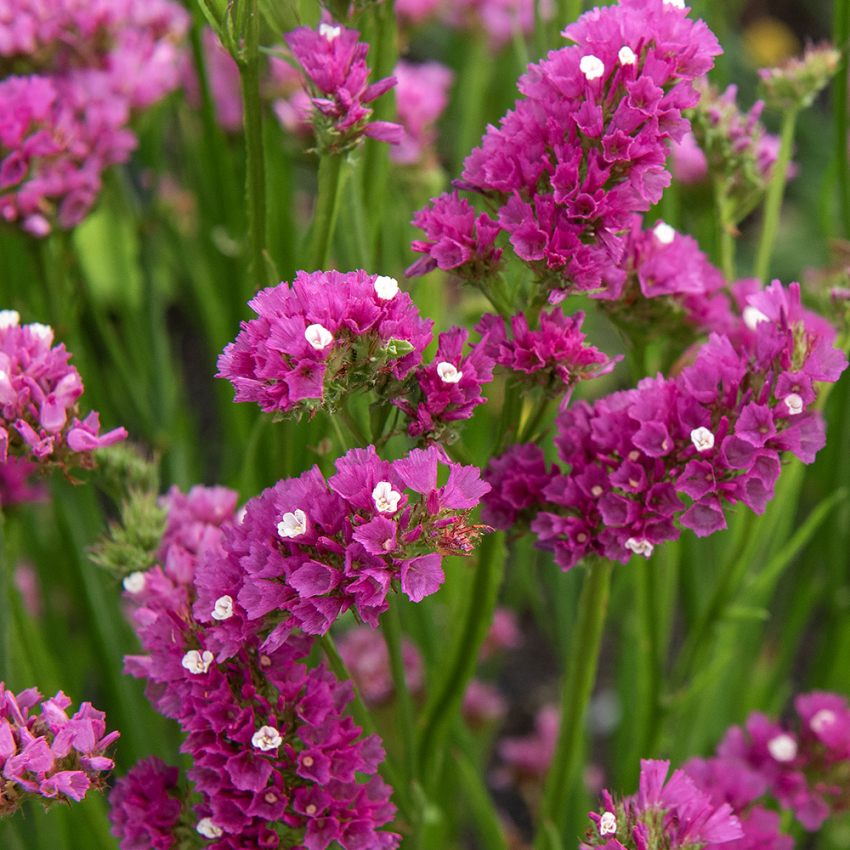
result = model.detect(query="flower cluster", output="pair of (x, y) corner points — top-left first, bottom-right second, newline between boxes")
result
(196, 444), (490, 647)
(0, 310), (127, 468)
(483, 281), (847, 569)
(217, 270), (433, 419)
(116, 484), (401, 850)
(393, 326), (495, 443)
(0, 0), (189, 235)
(408, 0), (721, 302)
(284, 22), (403, 154)
(686, 691), (850, 834)
(758, 43), (840, 113)
(0, 684), (118, 816)
(476, 308), (619, 405)
(582, 759), (743, 850)
(392, 60), (454, 165)
(0, 456), (46, 507)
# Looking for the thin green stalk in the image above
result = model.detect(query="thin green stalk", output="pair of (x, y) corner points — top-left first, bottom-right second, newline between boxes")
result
(0, 506), (9, 684)
(534, 556), (612, 850)
(453, 36), (491, 175)
(714, 183), (736, 281)
(833, 0), (850, 237)
(753, 108), (798, 283)
(339, 398), (369, 447)
(236, 0), (267, 292)
(518, 393), (555, 444)
(308, 152), (348, 271)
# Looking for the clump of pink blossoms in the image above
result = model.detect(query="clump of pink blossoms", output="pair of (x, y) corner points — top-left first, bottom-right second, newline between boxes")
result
(391, 60), (454, 165)
(0, 310), (127, 468)
(0, 683), (118, 816)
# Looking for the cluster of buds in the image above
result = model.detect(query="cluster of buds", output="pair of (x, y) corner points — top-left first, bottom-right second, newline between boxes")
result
(758, 43), (840, 114)
(0, 684), (118, 816)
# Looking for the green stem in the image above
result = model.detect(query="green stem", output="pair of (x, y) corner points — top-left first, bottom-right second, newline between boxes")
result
(0, 505), (9, 685)
(236, 0), (267, 292)
(714, 182), (736, 282)
(554, 0), (583, 50)
(833, 0), (850, 237)
(339, 398), (369, 447)
(534, 556), (612, 850)
(308, 153), (348, 271)
(753, 108), (798, 283)
(518, 393), (555, 444)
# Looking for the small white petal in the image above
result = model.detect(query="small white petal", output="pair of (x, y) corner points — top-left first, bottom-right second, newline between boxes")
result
(319, 23), (341, 40)
(0, 310), (20, 329)
(122, 572), (146, 594)
(767, 733), (797, 762)
(182, 650), (214, 675)
(372, 481), (401, 514)
(811, 709), (837, 734)
(690, 427), (715, 452)
(436, 361), (463, 383)
(663, 0), (685, 7)
(278, 509), (307, 538)
(374, 275), (399, 300)
(252, 725), (283, 751)
(784, 393), (804, 415)
(580, 55), (605, 81)
(625, 538), (654, 558)
(618, 46), (637, 65)
(212, 595), (234, 621)
(236, 505), (248, 525)
(305, 323), (333, 350)
(653, 222), (676, 245)
(743, 306), (770, 330)
(27, 322), (54, 345)
(197, 818), (223, 839)
(600, 812), (617, 836)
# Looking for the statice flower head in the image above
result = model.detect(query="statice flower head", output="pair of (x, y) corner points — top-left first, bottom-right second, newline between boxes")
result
(0, 0), (190, 235)
(671, 132), (709, 184)
(217, 270), (433, 420)
(392, 60), (454, 165)
(493, 282), (847, 569)
(193, 26), (244, 133)
(498, 704), (560, 782)
(408, 0), (721, 301)
(582, 760), (743, 850)
(0, 684), (119, 816)
(0, 311), (127, 468)
(758, 43), (840, 113)
(0, 456), (46, 507)
(199, 445), (490, 643)
(438, 0), (554, 50)
(394, 326), (495, 443)
(284, 21), (404, 154)
(476, 308), (619, 406)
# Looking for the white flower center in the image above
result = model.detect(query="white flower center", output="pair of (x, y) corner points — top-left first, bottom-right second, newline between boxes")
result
(212, 595), (234, 621)
(182, 649), (214, 675)
(252, 725), (283, 751)
(374, 275), (399, 299)
(319, 23), (341, 41)
(580, 55), (605, 81)
(743, 306), (770, 330)
(278, 509), (307, 538)
(784, 394), (803, 415)
(625, 538), (654, 558)
(811, 709), (837, 734)
(618, 46), (636, 65)
(122, 571), (146, 594)
(27, 322), (53, 344)
(0, 310), (20, 329)
(437, 361), (463, 383)
(653, 222), (676, 245)
(305, 323), (333, 350)
(600, 812), (617, 836)
(767, 733), (797, 762)
(197, 818), (223, 839)
(372, 481), (401, 513)
(690, 427), (715, 452)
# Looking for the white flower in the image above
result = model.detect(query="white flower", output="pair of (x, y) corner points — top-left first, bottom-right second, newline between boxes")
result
(690, 427), (715, 452)
(653, 222), (676, 245)
(625, 538), (654, 558)
(784, 393), (804, 415)
(767, 733), (797, 762)
(743, 306), (770, 330)
(663, 0), (685, 7)
(182, 650), (214, 675)
(0, 310), (20, 329)
(278, 509), (307, 538)
(811, 709), (837, 734)
(374, 275), (399, 299)
(27, 322), (53, 345)
(122, 572), (146, 594)
(319, 23), (341, 40)
(580, 55), (605, 81)
(252, 725), (283, 751)
(212, 595), (234, 621)
(305, 323), (333, 350)
(618, 46), (637, 65)
(599, 812), (617, 836)
(197, 818), (223, 839)
(437, 361), (463, 383)
(372, 481), (401, 513)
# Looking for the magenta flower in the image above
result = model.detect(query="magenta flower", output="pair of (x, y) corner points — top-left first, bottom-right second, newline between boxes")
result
(0, 457), (46, 507)
(392, 60), (454, 165)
